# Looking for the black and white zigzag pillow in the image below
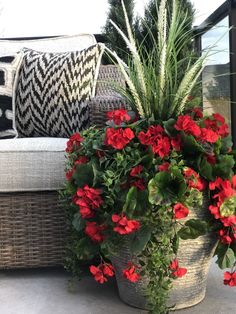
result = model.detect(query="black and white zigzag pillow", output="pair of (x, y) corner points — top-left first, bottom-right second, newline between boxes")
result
(0, 54), (22, 139)
(15, 44), (105, 138)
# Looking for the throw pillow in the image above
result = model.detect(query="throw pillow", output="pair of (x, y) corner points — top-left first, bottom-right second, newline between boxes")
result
(0, 54), (22, 139)
(15, 44), (105, 138)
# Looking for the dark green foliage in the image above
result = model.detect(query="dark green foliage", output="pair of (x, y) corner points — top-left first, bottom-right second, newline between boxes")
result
(102, 0), (135, 63)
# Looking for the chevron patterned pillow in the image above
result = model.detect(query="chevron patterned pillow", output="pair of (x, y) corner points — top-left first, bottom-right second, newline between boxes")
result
(0, 54), (22, 139)
(15, 44), (105, 138)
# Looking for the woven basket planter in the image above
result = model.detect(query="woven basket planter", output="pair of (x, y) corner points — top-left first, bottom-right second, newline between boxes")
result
(111, 194), (217, 310)
(0, 191), (68, 269)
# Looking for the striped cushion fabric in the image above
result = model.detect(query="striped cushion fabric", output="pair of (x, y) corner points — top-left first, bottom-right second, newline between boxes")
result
(15, 43), (105, 138)
(0, 53), (22, 139)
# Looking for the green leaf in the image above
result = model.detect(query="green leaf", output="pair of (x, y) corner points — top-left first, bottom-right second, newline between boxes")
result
(141, 152), (154, 168)
(215, 243), (235, 269)
(65, 181), (77, 195)
(220, 196), (236, 217)
(148, 172), (172, 205)
(129, 225), (152, 254)
(91, 161), (102, 186)
(181, 134), (205, 154)
(163, 118), (178, 137)
(220, 135), (233, 154)
(135, 190), (149, 215)
(72, 212), (85, 232)
(178, 219), (208, 240)
(199, 158), (213, 181)
(75, 238), (99, 260)
(72, 163), (94, 187)
(172, 234), (180, 254)
(123, 186), (137, 216)
(213, 155), (235, 179)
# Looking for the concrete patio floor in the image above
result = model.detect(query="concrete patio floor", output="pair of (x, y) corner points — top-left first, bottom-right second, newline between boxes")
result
(0, 260), (235, 314)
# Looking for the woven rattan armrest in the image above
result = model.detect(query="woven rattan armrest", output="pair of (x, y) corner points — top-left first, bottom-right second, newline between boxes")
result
(89, 95), (131, 128)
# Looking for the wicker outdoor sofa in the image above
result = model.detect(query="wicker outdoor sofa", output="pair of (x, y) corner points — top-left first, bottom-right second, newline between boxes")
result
(0, 63), (128, 269)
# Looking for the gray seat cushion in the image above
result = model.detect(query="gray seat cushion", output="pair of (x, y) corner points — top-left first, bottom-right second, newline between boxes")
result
(0, 137), (68, 192)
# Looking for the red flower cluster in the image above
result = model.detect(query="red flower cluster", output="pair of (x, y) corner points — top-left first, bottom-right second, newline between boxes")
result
(105, 128), (134, 150)
(123, 262), (140, 282)
(90, 263), (114, 284)
(107, 109), (131, 125)
(85, 221), (105, 243)
(138, 125), (171, 158)
(158, 162), (170, 172)
(129, 165), (146, 190)
(112, 214), (140, 235)
(218, 229), (236, 245)
(65, 156), (88, 181)
(175, 115), (201, 137)
(224, 271), (236, 287)
(192, 107), (203, 119)
(204, 113), (229, 138)
(174, 111), (229, 144)
(131, 179), (146, 190)
(183, 167), (205, 191)
(130, 165), (143, 177)
(169, 259), (187, 278)
(73, 185), (103, 219)
(173, 203), (189, 219)
(200, 128), (219, 143)
(66, 133), (83, 153)
(209, 177), (236, 226)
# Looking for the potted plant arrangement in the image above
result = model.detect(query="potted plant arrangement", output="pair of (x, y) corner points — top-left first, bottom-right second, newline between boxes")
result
(62, 0), (236, 313)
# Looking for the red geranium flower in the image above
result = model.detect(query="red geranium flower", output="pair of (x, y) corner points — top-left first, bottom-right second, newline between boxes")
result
(158, 162), (170, 172)
(131, 178), (146, 190)
(208, 204), (221, 219)
(171, 134), (182, 151)
(209, 178), (235, 205)
(66, 133), (83, 153)
(204, 114), (229, 138)
(219, 229), (232, 245)
(169, 259), (187, 278)
(112, 214), (140, 235)
(84, 221), (105, 243)
(183, 167), (205, 191)
(90, 263), (114, 284)
(224, 271), (236, 287)
(152, 136), (171, 158)
(105, 128), (135, 150)
(192, 107), (203, 119)
(221, 215), (236, 227)
(123, 263), (140, 283)
(138, 125), (164, 146)
(73, 185), (103, 218)
(79, 204), (95, 219)
(102, 263), (115, 277)
(174, 115), (201, 137)
(76, 185), (103, 209)
(173, 203), (189, 219)
(90, 265), (107, 284)
(66, 168), (74, 181)
(75, 156), (88, 165)
(206, 154), (216, 165)
(200, 128), (219, 143)
(107, 109), (131, 125)
(130, 165), (143, 177)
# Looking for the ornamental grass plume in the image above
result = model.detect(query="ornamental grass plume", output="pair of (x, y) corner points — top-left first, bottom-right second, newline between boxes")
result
(106, 0), (210, 121)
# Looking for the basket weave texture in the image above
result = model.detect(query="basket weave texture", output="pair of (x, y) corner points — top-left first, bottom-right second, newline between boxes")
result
(111, 194), (217, 311)
(0, 192), (68, 269)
